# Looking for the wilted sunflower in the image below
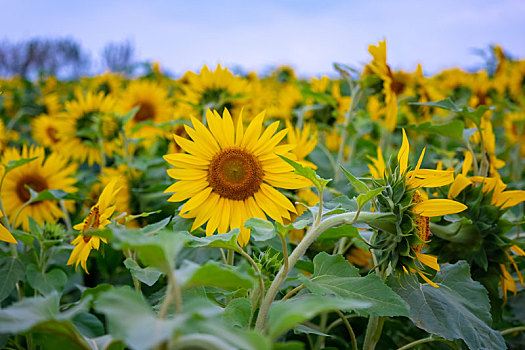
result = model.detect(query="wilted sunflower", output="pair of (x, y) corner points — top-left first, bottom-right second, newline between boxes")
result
(67, 179), (122, 273)
(57, 90), (117, 165)
(164, 108), (310, 245)
(369, 129), (467, 286)
(1, 146), (78, 230)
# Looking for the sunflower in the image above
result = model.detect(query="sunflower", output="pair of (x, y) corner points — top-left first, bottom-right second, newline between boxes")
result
(369, 129), (467, 286)
(285, 120), (318, 169)
(367, 40), (398, 131)
(164, 108), (310, 246)
(1, 146), (78, 230)
(0, 212), (16, 244)
(180, 64), (248, 116)
(67, 179), (122, 273)
(0, 120), (18, 155)
(32, 115), (67, 150)
(433, 154), (525, 303)
(118, 80), (173, 140)
(57, 90), (117, 165)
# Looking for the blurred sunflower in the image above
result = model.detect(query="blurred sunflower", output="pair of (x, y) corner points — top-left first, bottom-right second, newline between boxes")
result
(285, 120), (318, 169)
(369, 129), (467, 286)
(67, 179), (122, 273)
(164, 108), (310, 245)
(57, 90), (117, 165)
(367, 40), (398, 131)
(118, 80), (173, 140)
(32, 115), (67, 150)
(1, 146), (78, 230)
(181, 64), (248, 116)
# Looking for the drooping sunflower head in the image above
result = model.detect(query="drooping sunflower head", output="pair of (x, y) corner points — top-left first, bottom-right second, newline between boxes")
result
(1, 146), (78, 230)
(164, 108), (310, 246)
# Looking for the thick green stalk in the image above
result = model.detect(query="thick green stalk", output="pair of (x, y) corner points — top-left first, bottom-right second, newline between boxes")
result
(254, 211), (388, 331)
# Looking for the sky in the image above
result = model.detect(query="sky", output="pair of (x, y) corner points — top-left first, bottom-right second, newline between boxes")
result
(1, 0), (525, 77)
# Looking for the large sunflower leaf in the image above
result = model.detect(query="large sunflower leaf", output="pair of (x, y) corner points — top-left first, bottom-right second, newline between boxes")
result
(267, 295), (371, 339)
(298, 252), (409, 317)
(95, 286), (184, 350)
(0, 256), (25, 302)
(182, 228), (241, 252)
(389, 261), (506, 350)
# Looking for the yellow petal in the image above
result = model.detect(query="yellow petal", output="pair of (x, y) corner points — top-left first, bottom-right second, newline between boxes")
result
(412, 199), (467, 217)
(448, 174), (472, 199)
(462, 151), (473, 176)
(415, 252), (440, 271)
(417, 270), (439, 288)
(0, 224), (17, 244)
(398, 129), (409, 174)
(510, 245), (525, 256)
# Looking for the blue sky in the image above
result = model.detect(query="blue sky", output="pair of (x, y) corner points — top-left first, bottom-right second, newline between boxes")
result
(2, 0), (524, 76)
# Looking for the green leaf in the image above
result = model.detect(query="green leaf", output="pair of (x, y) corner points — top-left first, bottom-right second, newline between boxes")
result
(181, 261), (254, 291)
(95, 286), (184, 350)
(318, 224), (360, 241)
(123, 258), (163, 286)
(279, 155), (330, 190)
(0, 257), (25, 302)
(72, 312), (105, 338)
(245, 218), (276, 242)
(223, 298), (252, 328)
(3, 157), (38, 174)
(26, 264), (67, 296)
(341, 166), (369, 193)
(81, 283), (114, 301)
(409, 98), (459, 112)
(0, 292), (89, 334)
(407, 119), (465, 141)
(183, 229), (241, 252)
(26, 189), (81, 204)
(31, 320), (92, 350)
(120, 106), (139, 126)
(298, 253), (409, 317)
(390, 261), (506, 350)
(356, 187), (386, 208)
(110, 227), (186, 272)
(267, 295), (371, 339)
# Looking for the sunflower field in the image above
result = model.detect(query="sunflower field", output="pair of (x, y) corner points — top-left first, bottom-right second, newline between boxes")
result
(0, 41), (524, 350)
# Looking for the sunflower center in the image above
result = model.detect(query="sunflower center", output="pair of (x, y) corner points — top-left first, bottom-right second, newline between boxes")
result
(15, 175), (48, 203)
(412, 190), (430, 253)
(46, 126), (59, 143)
(134, 102), (155, 122)
(208, 147), (263, 200)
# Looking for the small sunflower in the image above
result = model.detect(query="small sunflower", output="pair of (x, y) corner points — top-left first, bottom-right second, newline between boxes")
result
(67, 179), (122, 273)
(1, 146), (78, 230)
(164, 108), (310, 245)
(285, 120), (318, 169)
(32, 115), (67, 150)
(118, 80), (173, 140)
(369, 129), (467, 286)
(57, 90), (117, 165)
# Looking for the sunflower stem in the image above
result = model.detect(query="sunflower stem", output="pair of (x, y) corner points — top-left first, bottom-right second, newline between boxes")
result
(363, 316), (385, 350)
(281, 284), (305, 301)
(237, 247), (265, 315)
(60, 200), (73, 232)
(396, 336), (457, 350)
(501, 325), (525, 336)
(335, 310), (358, 350)
(255, 211), (387, 331)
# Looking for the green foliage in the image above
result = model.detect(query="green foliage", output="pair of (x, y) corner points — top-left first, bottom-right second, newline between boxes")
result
(0, 257), (25, 302)
(299, 253), (409, 317)
(390, 261), (506, 350)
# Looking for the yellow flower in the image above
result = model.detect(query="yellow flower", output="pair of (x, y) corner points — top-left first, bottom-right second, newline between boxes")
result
(67, 179), (122, 273)
(118, 80), (173, 140)
(32, 115), (67, 150)
(370, 129), (467, 287)
(367, 40), (398, 131)
(164, 108), (310, 246)
(1, 146), (78, 230)
(285, 120), (318, 169)
(57, 90), (117, 165)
